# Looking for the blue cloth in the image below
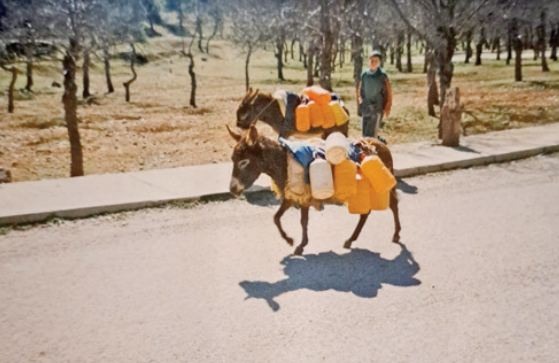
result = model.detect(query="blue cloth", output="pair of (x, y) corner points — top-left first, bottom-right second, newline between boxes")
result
(279, 137), (324, 183)
(348, 143), (363, 163)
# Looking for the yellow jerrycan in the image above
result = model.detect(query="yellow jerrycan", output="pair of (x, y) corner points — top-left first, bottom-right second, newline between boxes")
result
(333, 159), (357, 202)
(329, 101), (349, 126)
(360, 155), (396, 194)
(303, 85), (331, 105)
(295, 103), (311, 132)
(347, 174), (371, 214)
(308, 101), (324, 128)
(370, 188), (391, 210)
(320, 103), (336, 129)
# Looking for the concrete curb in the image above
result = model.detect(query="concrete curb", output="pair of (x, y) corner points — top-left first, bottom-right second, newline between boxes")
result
(1, 123), (559, 227)
(394, 144), (559, 178)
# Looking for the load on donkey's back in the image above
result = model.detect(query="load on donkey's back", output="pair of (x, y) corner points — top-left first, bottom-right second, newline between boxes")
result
(235, 85), (351, 139)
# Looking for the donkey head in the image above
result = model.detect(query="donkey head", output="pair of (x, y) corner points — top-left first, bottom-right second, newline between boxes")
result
(236, 88), (264, 129)
(227, 124), (264, 196)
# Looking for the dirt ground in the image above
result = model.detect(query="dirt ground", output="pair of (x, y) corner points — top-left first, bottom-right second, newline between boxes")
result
(1, 27), (559, 182)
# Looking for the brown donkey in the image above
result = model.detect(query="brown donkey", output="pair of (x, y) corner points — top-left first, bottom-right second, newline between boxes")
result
(236, 88), (349, 139)
(228, 125), (401, 255)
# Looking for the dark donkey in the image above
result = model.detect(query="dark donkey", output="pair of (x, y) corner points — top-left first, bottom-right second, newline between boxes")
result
(227, 125), (401, 255)
(236, 88), (349, 138)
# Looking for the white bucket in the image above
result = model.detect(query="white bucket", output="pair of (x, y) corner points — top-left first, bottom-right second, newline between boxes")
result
(286, 153), (306, 196)
(309, 158), (334, 200)
(325, 132), (349, 165)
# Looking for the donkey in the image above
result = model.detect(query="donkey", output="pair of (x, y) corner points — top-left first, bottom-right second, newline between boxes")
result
(236, 88), (349, 139)
(227, 125), (401, 256)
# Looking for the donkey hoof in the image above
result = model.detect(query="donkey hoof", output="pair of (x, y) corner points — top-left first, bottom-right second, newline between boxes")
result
(293, 246), (304, 255)
(392, 234), (401, 243)
(343, 240), (353, 249)
(286, 238), (294, 246)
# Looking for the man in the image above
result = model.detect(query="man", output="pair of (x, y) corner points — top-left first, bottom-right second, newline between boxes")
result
(356, 50), (393, 138)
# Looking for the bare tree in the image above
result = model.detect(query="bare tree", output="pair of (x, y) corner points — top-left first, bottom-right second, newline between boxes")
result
(229, 2), (270, 91)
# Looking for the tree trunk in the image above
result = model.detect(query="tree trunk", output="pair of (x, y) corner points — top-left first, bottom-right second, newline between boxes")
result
(178, 7), (184, 31)
(103, 46), (114, 93)
(423, 44), (429, 73)
(475, 27), (486, 66)
(196, 8), (204, 53)
(506, 28), (513, 65)
(339, 38), (345, 68)
(205, 15), (219, 53)
(406, 30), (412, 72)
(396, 32), (403, 71)
(319, 0), (333, 91)
(465, 29), (473, 63)
(426, 50), (438, 117)
(1, 65), (17, 113)
(123, 44), (137, 102)
(537, 10), (550, 72)
(300, 43), (305, 63)
(245, 43), (252, 92)
(440, 87), (462, 146)
(275, 34), (285, 81)
(24, 45), (33, 92)
(187, 52), (197, 107)
(437, 27), (456, 106)
(550, 24), (558, 61)
(512, 19), (522, 82)
(82, 48), (91, 99)
(62, 51), (84, 177)
(307, 43), (314, 86)
(352, 37), (364, 85)
(389, 44), (395, 65)
(495, 37), (501, 60)
(290, 38), (296, 60)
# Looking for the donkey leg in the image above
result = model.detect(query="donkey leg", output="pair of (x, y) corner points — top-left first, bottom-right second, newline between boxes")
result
(294, 206), (309, 256)
(343, 212), (370, 249)
(389, 189), (402, 243)
(274, 200), (294, 246)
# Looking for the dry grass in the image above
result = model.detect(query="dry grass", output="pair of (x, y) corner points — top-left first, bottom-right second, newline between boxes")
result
(1, 25), (558, 182)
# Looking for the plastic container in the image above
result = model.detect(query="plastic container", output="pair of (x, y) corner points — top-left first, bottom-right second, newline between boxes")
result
(370, 188), (390, 210)
(308, 101), (323, 128)
(309, 158), (334, 200)
(333, 159), (357, 201)
(303, 86), (331, 105)
(325, 132), (349, 165)
(286, 153), (306, 195)
(320, 103), (336, 128)
(295, 103), (311, 132)
(347, 174), (371, 214)
(360, 155), (396, 194)
(329, 101), (349, 126)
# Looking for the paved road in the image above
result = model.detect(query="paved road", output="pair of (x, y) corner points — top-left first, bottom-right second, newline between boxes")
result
(1, 154), (559, 363)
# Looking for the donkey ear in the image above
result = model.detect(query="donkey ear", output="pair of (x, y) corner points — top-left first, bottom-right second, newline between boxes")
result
(246, 125), (259, 146)
(246, 88), (259, 104)
(226, 124), (242, 142)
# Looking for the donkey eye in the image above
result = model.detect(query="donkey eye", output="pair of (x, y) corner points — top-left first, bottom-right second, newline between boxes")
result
(238, 159), (250, 169)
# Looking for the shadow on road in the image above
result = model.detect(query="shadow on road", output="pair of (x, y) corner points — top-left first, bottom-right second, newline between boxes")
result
(239, 242), (421, 311)
(396, 178), (419, 194)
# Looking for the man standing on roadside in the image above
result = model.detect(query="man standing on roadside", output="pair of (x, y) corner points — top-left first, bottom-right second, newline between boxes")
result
(356, 50), (393, 138)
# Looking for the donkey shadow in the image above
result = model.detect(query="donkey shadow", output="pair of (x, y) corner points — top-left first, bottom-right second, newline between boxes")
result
(239, 242), (421, 311)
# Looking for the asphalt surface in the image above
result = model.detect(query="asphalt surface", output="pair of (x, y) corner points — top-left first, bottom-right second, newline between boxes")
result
(1, 154), (559, 363)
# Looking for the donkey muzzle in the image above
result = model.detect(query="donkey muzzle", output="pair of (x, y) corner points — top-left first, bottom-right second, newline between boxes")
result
(229, 177), (245, 196)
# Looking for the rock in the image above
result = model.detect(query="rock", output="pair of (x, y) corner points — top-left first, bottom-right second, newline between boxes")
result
(0, 168), (12, 183)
